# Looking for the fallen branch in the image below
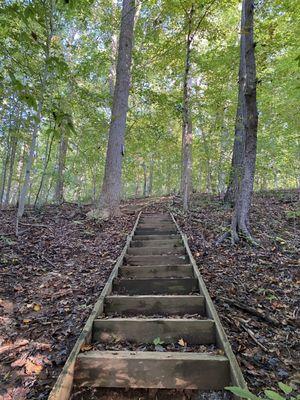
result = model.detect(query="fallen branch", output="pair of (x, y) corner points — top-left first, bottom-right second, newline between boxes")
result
(220, 297), (280, 327)
(240, 323), (270, 353)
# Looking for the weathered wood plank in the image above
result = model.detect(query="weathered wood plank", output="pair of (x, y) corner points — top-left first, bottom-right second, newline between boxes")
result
(135, 229), (178, 235)
(74, 351), (230, 389)
(114, 278), (199, 295)
(125, 254), (188, 265)
(127, 246), (186, 256)
(132, 234), (181, 241)
(170, 213), (247, 389)
(104, 295), (206, 316)
(47, 212), (142, 400)
(130, 239), (182, 247)
(93, 318), (215, 344)
(119, 264), (194, 278)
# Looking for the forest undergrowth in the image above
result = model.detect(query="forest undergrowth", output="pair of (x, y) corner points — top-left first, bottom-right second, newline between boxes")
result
(0, 190), (299, 399)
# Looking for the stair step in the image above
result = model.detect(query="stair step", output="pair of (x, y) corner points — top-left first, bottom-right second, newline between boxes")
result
(132, 234), (181, 241)
(138, 223), (175, 228)
(131, 239), (182, 247)
(114, 278), (198, 295)
(104, 295), (206, 316)
(125, 255), (188, 266)
(119, 264), (194, 278)
(135, 228), (177, 234)
(93, 318), (215, 344)
(74, 351), (230, 389)
(127, 247), (186, 256)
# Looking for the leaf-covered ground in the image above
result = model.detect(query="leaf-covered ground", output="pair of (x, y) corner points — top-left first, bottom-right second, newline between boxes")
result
(0, 191), (299, 399)
(171, 190), (299, 393)
(0, 202), (137, 400)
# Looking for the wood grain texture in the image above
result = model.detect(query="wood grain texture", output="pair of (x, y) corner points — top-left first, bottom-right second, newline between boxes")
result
(74, 351), (230, 389)
(93, 318), (215, 344)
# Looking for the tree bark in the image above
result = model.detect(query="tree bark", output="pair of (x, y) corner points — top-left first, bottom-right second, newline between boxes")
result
(99, 0), (136, 216)
(34, 129), (55, 207)
(5, 135), (18, 206)
(142, 162), (147, 197)
(148, 158), (154, 195)
(224, 70), (245, 205)
(230, 0), (258, 244)
(54, 131), (68, 204)
(181, 5), (194, 211)
(109, 0), (118, 99)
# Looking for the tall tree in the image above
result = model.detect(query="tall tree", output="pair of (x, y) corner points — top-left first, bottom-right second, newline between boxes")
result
(181, 4), (194, 211)
(98, 0), (136, 217)
(224, 68), (245, 205)
(230, 0), (258, 243)
(16, 0), (54, 229)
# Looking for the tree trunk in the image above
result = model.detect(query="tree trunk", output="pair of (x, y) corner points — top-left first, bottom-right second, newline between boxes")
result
(230, 0), (258, 244)
(148, 158), (154, 195)
(109, 0), (118, 99)
(0, 145), (9, 205)
(16, 0), (54, 227)
(34, 129), (55, 207)
(142, 162), (147, 197)
(54, 131), (68, 204)
(181, 5), (194, 211)
(4, 135), (18, 206)
(224, 75), (245, 205)
(99, 0), (136, 216)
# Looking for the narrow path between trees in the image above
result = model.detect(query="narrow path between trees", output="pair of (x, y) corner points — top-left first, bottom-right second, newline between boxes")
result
(49, 212), (246, 399)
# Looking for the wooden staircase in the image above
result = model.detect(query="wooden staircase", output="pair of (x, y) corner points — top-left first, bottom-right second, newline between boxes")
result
(49, 212), (246, 399)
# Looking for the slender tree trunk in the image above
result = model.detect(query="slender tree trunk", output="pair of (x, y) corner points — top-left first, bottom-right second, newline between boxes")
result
(224, 76), (245, 204)
(5, 135), (18, 206)
(99, 0), (136, 216)
(142, 162), (147, 196)
(230, 0), (258, 244)
(34, 130), (55, 207)
(181, 5), (194, 211)
(109, 0), (118, 99)
(16, 0), (54, 228)
(0, 147), (9, 205)
(148, 158), (154, 195)
(54, 131), (68, 203)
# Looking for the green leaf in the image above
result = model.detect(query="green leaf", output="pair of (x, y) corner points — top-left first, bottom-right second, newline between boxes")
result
(278, 383), (293, 395)
(225, 386), (261, 400)
(153, 337), (164, 346)
(264, 390), (285, 400)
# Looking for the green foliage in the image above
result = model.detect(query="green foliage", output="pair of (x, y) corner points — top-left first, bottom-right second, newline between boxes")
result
(0, 0), (299, 205)
(226, 383), (300, 400)
(153, 337), (164, 346)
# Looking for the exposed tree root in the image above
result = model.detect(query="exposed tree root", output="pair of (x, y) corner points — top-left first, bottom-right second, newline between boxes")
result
(216, 226), (259, 246)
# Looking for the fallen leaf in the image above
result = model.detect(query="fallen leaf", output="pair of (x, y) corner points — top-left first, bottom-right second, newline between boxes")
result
(178, 338), (187, 347)
(25, 358), (43, 375)
(33, 303), (41, 312)
(80, 344), (93, 352)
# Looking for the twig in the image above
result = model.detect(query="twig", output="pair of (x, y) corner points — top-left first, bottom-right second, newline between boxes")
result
(220, 297), (280, 327)
(18, 222), (49, 228)
(240, 323), (270, 353)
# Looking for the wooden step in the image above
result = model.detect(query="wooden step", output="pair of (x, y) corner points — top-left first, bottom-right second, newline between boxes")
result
(93, 318), (215, 344)
(131, 239), (182, 248)
(114, 278), (198, 295)
(138, 223), (175, 228)
(132, 234), (181, 241)
(125, 255), (188, 266)
(74, 351), (230, 389)
(104, 295), (206, 316)
(119, 264), (194, 278)
(135, 229), (177, 235)
(127, 247), (186, 256)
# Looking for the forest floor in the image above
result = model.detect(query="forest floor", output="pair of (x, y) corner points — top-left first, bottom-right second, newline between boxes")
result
(0, 190), (299, 400)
